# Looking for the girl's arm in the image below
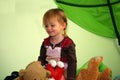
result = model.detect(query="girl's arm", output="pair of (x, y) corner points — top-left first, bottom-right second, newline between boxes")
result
(38, 42), (47, 66)
(67, 43), (77, 80)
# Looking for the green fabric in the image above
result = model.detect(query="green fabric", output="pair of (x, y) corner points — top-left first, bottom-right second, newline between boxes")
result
(55, 0), (120, 38)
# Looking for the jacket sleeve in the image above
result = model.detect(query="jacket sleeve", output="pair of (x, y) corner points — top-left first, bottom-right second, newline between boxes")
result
(38, 42), (47, 66)
(67, 43), (77, 80)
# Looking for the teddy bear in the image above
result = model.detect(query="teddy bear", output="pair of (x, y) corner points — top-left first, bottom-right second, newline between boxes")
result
(76, 56), (111, 80)
(14, 61), (51, 80)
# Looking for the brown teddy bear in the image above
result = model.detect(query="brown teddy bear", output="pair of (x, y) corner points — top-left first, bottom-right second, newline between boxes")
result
(14, 61), (51, 80)
(76, 56), (111, 80)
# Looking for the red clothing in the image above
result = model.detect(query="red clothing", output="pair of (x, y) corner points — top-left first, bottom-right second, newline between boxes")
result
(38, 36), (77, 80)
(46, 64), (64, 80)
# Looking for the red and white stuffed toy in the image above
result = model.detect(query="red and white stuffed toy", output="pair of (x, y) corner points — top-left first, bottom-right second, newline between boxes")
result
(45, 46), (65, 80)
(46, 60), (65, 80)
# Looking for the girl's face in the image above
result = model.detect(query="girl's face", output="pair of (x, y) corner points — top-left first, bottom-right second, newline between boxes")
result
(44, 17), (66, 37)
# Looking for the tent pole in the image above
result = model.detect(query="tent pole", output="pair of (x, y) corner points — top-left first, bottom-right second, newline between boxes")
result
(107, 0), (120, 45)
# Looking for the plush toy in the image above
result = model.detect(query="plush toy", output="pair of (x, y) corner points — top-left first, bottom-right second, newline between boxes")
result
(45, 46), (65, 80)
(14, 61), (51, 80)
(76, 56), (111, 80)
(46, 59), (65, 80)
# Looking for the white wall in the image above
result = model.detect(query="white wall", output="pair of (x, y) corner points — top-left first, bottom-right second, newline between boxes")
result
(0, 0), (120, 79)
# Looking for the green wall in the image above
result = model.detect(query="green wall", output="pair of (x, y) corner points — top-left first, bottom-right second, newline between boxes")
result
(0, 0), (120, 80)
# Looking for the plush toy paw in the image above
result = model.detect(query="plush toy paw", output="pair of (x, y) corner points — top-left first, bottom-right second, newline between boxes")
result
(49, 59), (57, 67)
(57, 61), (64, 68)
(49, 77), (55, 80)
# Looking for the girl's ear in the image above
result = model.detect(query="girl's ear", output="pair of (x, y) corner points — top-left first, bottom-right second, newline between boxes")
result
(62, 22), (67, 30)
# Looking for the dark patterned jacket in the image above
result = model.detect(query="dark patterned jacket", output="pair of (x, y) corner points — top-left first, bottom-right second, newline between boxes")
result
(38, 36), (77, 80)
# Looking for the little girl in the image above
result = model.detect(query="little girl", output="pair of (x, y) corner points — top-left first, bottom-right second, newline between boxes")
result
(38, 8), (77, 80)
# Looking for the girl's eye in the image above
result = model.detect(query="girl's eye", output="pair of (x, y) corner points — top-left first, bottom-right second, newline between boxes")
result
(51, 24), (55, 27)
(45, 25), (48, 28)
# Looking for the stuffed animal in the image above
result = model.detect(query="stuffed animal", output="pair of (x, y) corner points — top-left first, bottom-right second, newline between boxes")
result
(14, 61), (51, 80)
(46, 59), (65, 80)
(45, 46), (65, 80)
(76, 56), (111, 80)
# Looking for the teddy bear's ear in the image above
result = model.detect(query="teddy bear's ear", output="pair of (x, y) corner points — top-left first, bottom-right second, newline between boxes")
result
(19, 69), (26, 76)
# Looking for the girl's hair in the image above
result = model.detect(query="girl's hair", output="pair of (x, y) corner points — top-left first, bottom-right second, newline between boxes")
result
(43, 8), (67, 36)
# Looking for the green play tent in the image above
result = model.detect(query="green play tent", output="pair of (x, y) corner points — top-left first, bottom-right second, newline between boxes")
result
(54, 0), (120, 45)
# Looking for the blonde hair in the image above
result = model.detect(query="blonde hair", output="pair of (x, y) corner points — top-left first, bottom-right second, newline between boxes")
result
(43, 8), (67, 36)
